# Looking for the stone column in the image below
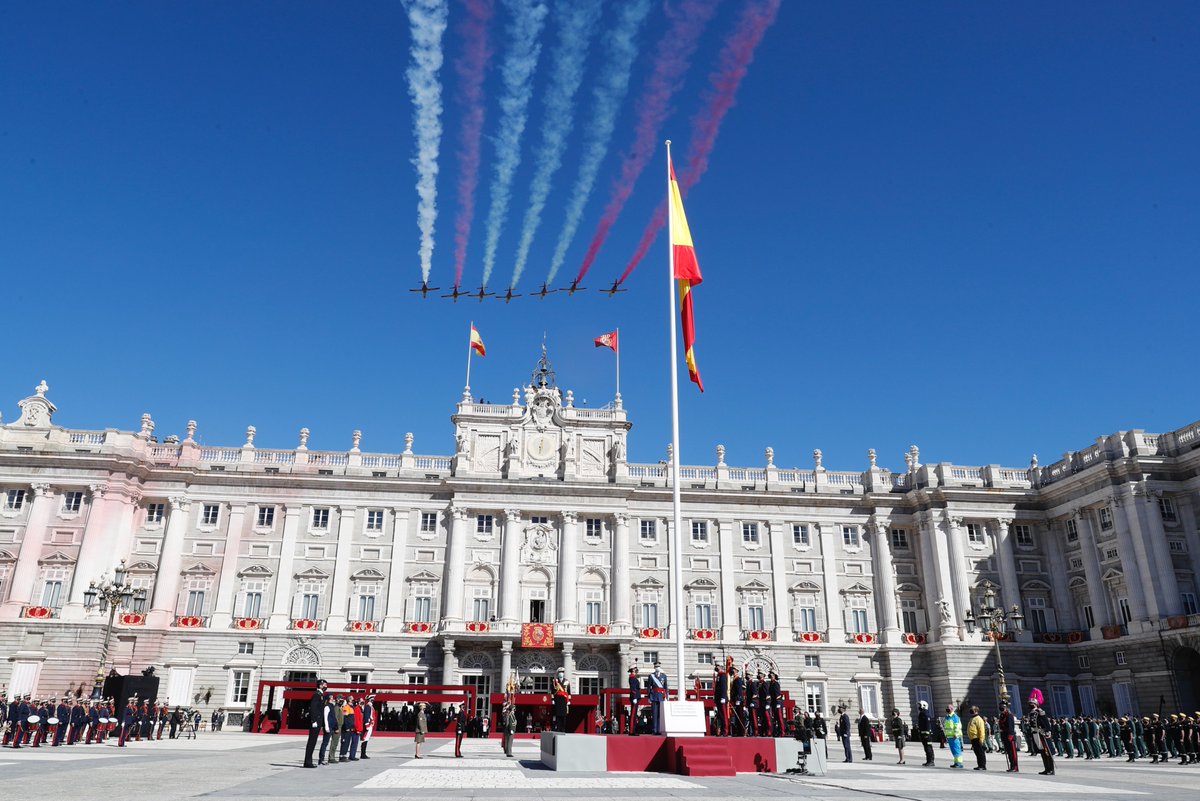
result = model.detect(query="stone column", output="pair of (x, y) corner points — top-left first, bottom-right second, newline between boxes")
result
(1076, 509), (1114, 630)
(1113, 488), (1154, 623)
(110, 490), (142, 567)
(442, 638), (457, 684)
(869, 517), (901, 644)
(618, 642), (633, 682)
(558, 511), (579, 624)
(500, 509), (523, 624)
(817, 522), (845, 643)
(991, 517), (1021, 611)
(268, 506), (303, 630)
(562, 641), (575, 677)
(921, 513), (958, 641)
(209, 503), (247, 629)
(943, 515), (971, 625)
(382, 508), (412, 631)
(1138, 488), (1181, 615)
(500, 640), (513, 689)
(767, 520), (790, 642)
(1043, 522), (1077, 630)
(0, 483), (53, 620)
(716, 519), (739, 641)
(65, 485), (118, 613)
(443, 505), (469, 623)
(325, 506), (358, 631)
(146, 497), (191, 628)
(612, 513), (632, 628)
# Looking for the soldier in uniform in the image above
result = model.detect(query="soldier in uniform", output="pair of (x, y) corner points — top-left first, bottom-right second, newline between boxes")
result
(1028, 690), (1054, 775)
(647, 663), (668, 736)
(328, 694), (344, 764)
(756, 672), (771, 736)
(730, 667), (746, 736)
(29, 698), (48, 747)
(118, 698), (137, 747)
(552, 668), (571, 733)
(451, 702), (465, 758)
(69, 699), (87, 745)
(627, 666), (641, 735)
(713, 664), (729, 737)
(2, 694), (16, 747)
(360, 693), (375, 759)
(745, 672), (760, 736)
(768, 671), (784, 737)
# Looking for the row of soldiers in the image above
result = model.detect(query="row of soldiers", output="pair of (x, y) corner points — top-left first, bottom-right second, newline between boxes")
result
(710, 663), (788, 737)
(2, 695), (193, 748)
(1030, 712), (1200, 764)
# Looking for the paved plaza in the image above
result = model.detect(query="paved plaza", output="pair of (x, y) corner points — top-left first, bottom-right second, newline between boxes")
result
(2, 732), (1198, 800)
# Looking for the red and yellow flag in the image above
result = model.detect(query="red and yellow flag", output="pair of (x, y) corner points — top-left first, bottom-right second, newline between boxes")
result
(594, 330), (619, 352)
(669, 154), (703, 392)
(469, 324), (486, 357)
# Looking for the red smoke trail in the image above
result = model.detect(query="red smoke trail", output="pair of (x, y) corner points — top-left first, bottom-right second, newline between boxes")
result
(452, 0), (495, 289)
(573, 0), (721, 284)
(614, 0), (781, 286)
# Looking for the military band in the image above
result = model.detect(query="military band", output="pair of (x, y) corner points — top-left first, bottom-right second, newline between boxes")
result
(2, 693), (191, 749)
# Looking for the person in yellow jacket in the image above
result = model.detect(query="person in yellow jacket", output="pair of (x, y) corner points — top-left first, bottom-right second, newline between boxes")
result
(943, 704), (965, 768)
(966, 706), (988, 770)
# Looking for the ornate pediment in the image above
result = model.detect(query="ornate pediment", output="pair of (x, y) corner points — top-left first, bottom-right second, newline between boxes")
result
(126, 561), (158, 573)
(14, 381), (56, 428)
(737, 579), (770, 592)
(1101, 568), (1124, 582)
(895, 582), (923, 594)
(789, 580), (822, 593)
(633, 576), (666, 589)
(38, 551), (76, 565)
(0, 549), (16, 562)
(294, 566), (330, 580)
(351, 568), (386, 581)
(406, 569), (440, 583)
(685, 577), (718, 590)
(182, 563), (216, 576)
(1020, 579), (1051, 591)
(842, 582), (873, 595)
(238, 564), (274, 578)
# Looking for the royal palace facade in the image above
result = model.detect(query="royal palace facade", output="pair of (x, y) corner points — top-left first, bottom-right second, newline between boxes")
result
(2, 355), (1200, 727)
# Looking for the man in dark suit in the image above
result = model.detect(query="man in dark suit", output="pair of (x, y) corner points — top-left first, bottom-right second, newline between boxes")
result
(303, 679), (328, 768)
(837, 706), (853, 762)
(627, 666), (642, 735)
(858, 708), (874, 760)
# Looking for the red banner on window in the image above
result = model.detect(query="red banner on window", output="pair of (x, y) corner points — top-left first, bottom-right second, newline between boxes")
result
(521, 622), (555, 649)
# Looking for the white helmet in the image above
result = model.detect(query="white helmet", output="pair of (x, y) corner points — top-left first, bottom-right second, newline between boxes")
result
(919, 700), (928, 710)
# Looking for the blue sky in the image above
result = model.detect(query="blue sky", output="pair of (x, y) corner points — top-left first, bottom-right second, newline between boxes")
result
(2, 2), (1198, 472)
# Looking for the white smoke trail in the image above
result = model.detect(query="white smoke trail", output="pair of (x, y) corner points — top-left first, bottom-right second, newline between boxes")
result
(545, 0), (652, 285)
(507, 0), (602, 289)
(405, 0), (449, 282)
(480, 0), (549, 287)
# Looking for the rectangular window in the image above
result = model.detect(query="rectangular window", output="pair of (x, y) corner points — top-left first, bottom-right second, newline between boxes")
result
(1159, 497), (1177, 523)
(694, 603), (713, 629)
(349, 673), (368, 685)
(311, 508), (330, 530)
(353, 644), (370, 657)
(1098, 507), (1113, 531)
(242, 591), (262, 619)
(890, 529), (908, 549)
(793, 524), (810, 546)
(697, 651), (714, 665)
(585, 518), (603, 539)
(410, 646), (426, 659)
(1105, 547), (1119, 561)
(231, 670), (251, 704)
(5, 489), (26, 511)
(146, 503), (165, 524)
(472, 597), (490, 622)
(642, 651), (659, 665)
(476, 515), (494, 535)
(1078, 655), (1090, 669)
(803, 654), (820, 668)
(1182, 593), (1198, 615)
(747, 605), (765, 631)
(62, 491), (83, 513)
(1065, 518), (1078, 541)
(641, 603), (659, 628)
(640, 519), (657, 542)
(1118, 598), (1131, 624)
(585, 600), (602, 625)
(202, 504), (220, 526)
(300, 593), (320, 619)
(901, 606), (921, 634)
(842, 525), (860, 547)
(41, 580), (64, 608)
(528, 598), (546, 623)
(796, 606), (817, 632)
(1014, 524), (1034, 547)
(1115, 650), (1127, 666)
(966, 523), (986, 545)
(1079, 685), (1098, 717)
(366, 510), (384, 531)
(1069, 557), (1083, 570)
(859, 683), (881, 719)
(805, 682), (825, 714)
(1050, 685), (1074, 718)
(408, 674), (427, 685)
(256, 506), (275, 528)
(691, 521), (708, 544)
(237, 642), (254, 654)
(742, 522), (759, 544)
(530, 516), (549, 525)
(1081, 604), (1095, 629)
(1114, 682), (1137, 717)
(357, 594), (376, 621)
(413, 596), (432, 622)
(850, 608), (869, 633)
(186, 590), (206, 616)
(420, 512), (438, 533)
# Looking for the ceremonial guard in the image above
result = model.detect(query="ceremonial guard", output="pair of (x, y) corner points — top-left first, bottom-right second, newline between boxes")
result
(52, 697), (70, 746)
(745, 672), (760, 736)
(2, 695), (15, 746)
(71, 699), (88, 745)
(156, 703), (168, 739)
(713, 662), (730, 736)
(768, 671), (784, 737)
(117, 698), (137, 747)
(1028, 689), (1055, 775)
(360, 694), (375, 759)
(648, 663), (668, 736)
(999, 701), (1018, 772)
(756, 672), (770, 735)
(626, 665), (641, 735)
(551, 668), (571, 733)
(302, 678), (327, 768)
(452, 703), (465, 758)
(29, 698), (48, 747)
(730, 667), (746, 736)
(86, 700), (102, 743)
(501, 701), (517, 757)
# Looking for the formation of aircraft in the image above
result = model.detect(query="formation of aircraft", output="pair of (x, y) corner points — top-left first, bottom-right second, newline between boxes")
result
(421, 277), (624, 300)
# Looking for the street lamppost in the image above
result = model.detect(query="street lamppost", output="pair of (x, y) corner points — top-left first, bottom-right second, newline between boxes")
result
(964, 580), (1024, 704)
(82, 560), (147, 700)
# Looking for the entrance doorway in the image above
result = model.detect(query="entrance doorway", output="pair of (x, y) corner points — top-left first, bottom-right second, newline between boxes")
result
(1174, 647), (1200, 712)
(462, 675), (492, 716)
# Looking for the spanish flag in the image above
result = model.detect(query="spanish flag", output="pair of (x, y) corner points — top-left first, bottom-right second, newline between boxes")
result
(669, 153), (703, 392)
(470, 324), (486, 357)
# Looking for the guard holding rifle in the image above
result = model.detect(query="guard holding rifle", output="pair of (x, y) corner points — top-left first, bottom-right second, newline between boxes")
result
(552, 668), (571, 733)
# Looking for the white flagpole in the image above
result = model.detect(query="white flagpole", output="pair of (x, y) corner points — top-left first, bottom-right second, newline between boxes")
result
(615, 327), (621, 399)
(665, 140), (686, 699)
(465, 321), (474, 396)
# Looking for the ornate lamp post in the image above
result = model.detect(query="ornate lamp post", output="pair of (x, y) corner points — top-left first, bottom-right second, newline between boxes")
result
(963, 580), (1024, 704)
(82, 560), (147, 699)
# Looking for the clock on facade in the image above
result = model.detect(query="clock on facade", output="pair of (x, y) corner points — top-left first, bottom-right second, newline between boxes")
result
(526, 434), (557, 462)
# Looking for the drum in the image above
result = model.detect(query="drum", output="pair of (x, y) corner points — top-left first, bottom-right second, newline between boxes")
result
(27, 714), (41, 724)
(98, 716), (110, 724)
(48, 716), (60, 725)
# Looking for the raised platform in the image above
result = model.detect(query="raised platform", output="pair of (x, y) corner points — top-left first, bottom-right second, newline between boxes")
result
(539, 732), (827, 776)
